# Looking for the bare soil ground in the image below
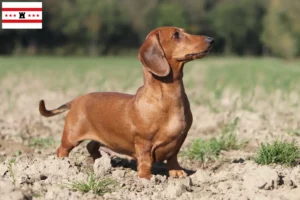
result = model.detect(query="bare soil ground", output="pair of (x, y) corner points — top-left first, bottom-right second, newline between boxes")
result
(0, 57), (300, 200)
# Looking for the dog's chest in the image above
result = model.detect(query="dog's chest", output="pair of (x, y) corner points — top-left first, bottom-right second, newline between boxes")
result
(163, 105), (192, 138)
(153, 104), (192, 162)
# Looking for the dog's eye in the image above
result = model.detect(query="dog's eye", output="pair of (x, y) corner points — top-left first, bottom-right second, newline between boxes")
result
(173, 31), (180, 39)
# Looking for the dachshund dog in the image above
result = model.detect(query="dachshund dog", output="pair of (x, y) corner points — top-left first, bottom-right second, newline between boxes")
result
(39, 27), (214, 179)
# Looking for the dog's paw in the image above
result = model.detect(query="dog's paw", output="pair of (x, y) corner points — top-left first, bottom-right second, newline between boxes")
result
(169, 169), (187, 178)
(138, 172), (152, 179)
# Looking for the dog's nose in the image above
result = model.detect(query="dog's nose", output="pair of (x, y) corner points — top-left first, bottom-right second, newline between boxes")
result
(205, 37), (214, 44)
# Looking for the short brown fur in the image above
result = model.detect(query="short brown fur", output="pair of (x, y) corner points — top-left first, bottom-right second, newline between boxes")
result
(39, 27), (213, 179)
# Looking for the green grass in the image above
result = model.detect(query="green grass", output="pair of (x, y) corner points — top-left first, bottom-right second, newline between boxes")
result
(65, 173), (116, 195)
(7, 158), (16, 185)
(28, 137), (58, 148)
(182, 118), (246, 162)
(255, 141), (300, 166)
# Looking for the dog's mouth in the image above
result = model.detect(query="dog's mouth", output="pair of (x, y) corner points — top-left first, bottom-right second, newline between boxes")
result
(176, 46), (212, 62)
(185, 50), (209, 59)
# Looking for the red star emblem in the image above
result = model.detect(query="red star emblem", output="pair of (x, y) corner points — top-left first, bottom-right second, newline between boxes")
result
(28, 14), (31, 17)
(5, 14), (8, 17)
(37, 14), (39, 17)
(14, 14), (16, 17)
(9, 14), (12, 17)
(32, 14), (35, 17)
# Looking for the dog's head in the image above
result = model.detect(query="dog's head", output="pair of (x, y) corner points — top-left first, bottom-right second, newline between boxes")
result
(138, 27), (214, 77)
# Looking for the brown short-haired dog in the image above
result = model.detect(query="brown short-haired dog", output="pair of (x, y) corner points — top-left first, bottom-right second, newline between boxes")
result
(39, 27), (214, 179)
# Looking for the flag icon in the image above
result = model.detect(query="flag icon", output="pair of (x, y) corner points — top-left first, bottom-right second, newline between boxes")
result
(2, 2), (42, 29)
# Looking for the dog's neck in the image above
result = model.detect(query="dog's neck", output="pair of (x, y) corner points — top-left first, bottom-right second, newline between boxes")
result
(143, 60), (184, 82)
(141, 62), (186, 99)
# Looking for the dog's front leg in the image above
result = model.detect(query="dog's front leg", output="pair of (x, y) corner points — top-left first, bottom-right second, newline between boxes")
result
(135, 140), (153, 179)
(167, 153), (187, 178)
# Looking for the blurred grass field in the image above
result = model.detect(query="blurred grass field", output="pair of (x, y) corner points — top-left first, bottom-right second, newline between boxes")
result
(1, 56), (300, 91)
(1, 56), (300, 113)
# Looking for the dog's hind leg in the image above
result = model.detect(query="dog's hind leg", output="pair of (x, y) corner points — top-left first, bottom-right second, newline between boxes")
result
(56, 114), (83, 157)
(56, 128), (82, 157)
(86, 141), (102, 160)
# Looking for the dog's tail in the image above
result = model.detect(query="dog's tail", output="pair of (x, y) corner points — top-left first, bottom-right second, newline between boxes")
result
(39, 100), (71, 117)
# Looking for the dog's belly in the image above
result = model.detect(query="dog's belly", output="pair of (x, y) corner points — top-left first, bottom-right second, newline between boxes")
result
(89, 127), (136, 158)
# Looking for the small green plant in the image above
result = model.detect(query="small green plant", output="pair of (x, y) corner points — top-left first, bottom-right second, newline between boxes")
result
(287, 129), (300, 137)
(7, 158), (16, 185)
(28, 137), (57, 148)
(66, 172), (116, 195)
(32, 193), (41, 198)
(182, 118), (246, 162)
(182, 138), (224, 162)
(255, 140), (300, 166)
(219, 117), (242, 149)
(14, 150), (22, 157)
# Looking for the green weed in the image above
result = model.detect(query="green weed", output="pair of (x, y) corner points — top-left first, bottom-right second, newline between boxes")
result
(182, 118), (246, 162)
(65, 172), (116, 195)
(254, 140), (300, 166)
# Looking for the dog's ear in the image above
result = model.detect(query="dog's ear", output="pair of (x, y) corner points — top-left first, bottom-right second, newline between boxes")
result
(138, 31), (170, 77)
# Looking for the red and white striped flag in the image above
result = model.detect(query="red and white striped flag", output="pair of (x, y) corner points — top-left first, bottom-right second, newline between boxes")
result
(2, 2), (42, 29)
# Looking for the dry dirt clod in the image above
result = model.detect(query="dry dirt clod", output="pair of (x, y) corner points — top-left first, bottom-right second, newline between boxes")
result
(289, 166), (300, 188)
(0, 178), (27, 200)
(165, 182), (184, 199)
(190, 169), (211, 184)
(32, 181), (42, 192)
(284, 188), (300, 200)
(112, 169), (126, 178)
(150, 174), (167, 184)
(93, 152), (112, 178)
(178, 176), (193, 191)
(243, 166), (278, 190)
(165, 177), (192, 198)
